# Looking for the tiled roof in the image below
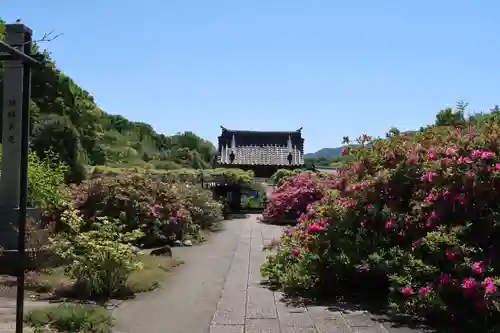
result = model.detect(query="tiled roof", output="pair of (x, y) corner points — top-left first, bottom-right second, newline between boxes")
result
(217, 145), (304, 166)
(220, 126), (302, 135)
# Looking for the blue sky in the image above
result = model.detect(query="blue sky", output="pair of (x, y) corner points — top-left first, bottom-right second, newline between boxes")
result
(3, 1), (500, 153)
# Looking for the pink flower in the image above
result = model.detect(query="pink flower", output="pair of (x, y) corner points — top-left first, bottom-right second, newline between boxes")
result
(482, 277), (493, 286)
(471, 150), (495, 160)
(445, 250), (459, 261)
(445, 147), (458, 156)
(439, 273), (452, 285)
(426, 152), (437, 160)
(401, 287), (413, 296)
(270, 238), (281, 246)
(462, 278), (478, 297)
(291, 248), (300, 257)
(472, 261), (485, 275)
(462, 277), (476, 290)
(421, 171), (438, 183)
(418, 287), (431, 296)
(485, 283), (497, 293)
(384, 219), (393, 229)
(360, 220), (368, 228)
(440, 157), (454, 166)
(495, 163), (500, 170)
(150, 204), (162, 218)
(412, 238), (423, 249)
(316, 218), (328, 226)
(176, 210), (185, 219)
(423, 194), (435, 203)
(343, 200), (356, 208)
(429, 211), (439, 219)
(472, 150), (482, 158)
(481, 151), (495, 160)
(407, 156), (418, 164)
(352, 164), (363, 173)
(306, 223), (325, 233)
(398, 230), (405, 240)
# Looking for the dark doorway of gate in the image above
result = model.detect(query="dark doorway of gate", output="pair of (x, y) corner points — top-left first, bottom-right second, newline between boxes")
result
(239, 183), (268, 213)
(205, 174), (268, 218)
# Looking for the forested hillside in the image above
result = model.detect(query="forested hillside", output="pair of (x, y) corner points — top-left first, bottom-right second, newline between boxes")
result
(0, 20), (216, 181)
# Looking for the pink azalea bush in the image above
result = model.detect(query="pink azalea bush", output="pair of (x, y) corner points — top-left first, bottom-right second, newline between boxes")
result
(262, 123), (500, 331)
(262, 172), (330, 224)
(71, 172), (222, 246)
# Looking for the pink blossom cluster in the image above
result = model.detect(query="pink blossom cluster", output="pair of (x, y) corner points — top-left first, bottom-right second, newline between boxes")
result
(401, 267), (498, 301)
(263, 172), (327, 222)
(150, 204), (187, 224)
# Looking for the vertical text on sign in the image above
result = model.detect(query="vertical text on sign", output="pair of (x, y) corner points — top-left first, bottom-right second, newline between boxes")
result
(6, 99), (17, 144)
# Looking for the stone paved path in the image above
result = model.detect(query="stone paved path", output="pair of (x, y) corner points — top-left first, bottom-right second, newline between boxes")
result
(0, 298), (53, 332)
(114, 215), (425, 333)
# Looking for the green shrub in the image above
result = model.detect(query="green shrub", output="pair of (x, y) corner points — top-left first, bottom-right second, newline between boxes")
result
(269, 169), (300, 186)
(160, 168), (255, 185)
(241, 195), (262, 209)
(64, 160), (88, 184)
(0, 150), (69, 231)
(153, 160), (182, 170)
(26, 152), (68, 210)
(262, 121), (500, 332)
(0, 149), (67, 210)
(51, 207), (143, 297)
(210, 168), (255, 185)
(25, 304), (114, 333)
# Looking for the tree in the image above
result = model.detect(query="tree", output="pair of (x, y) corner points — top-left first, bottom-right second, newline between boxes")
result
(435, 107), (466, 127)
(385, 126), (401, 138)
(31, 114), (81, 167)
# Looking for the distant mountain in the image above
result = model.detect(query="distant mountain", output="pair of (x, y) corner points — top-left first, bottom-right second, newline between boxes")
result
(305, 147), (343, 158)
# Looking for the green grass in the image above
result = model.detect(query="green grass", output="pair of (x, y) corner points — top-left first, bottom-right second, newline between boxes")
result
(125, 254), (183, 293)
(25, 304), (114, 333)
(0, 254), (183, 299)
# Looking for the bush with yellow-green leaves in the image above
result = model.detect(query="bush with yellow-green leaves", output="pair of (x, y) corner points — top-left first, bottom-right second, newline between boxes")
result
(51, 206), (143, 297)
